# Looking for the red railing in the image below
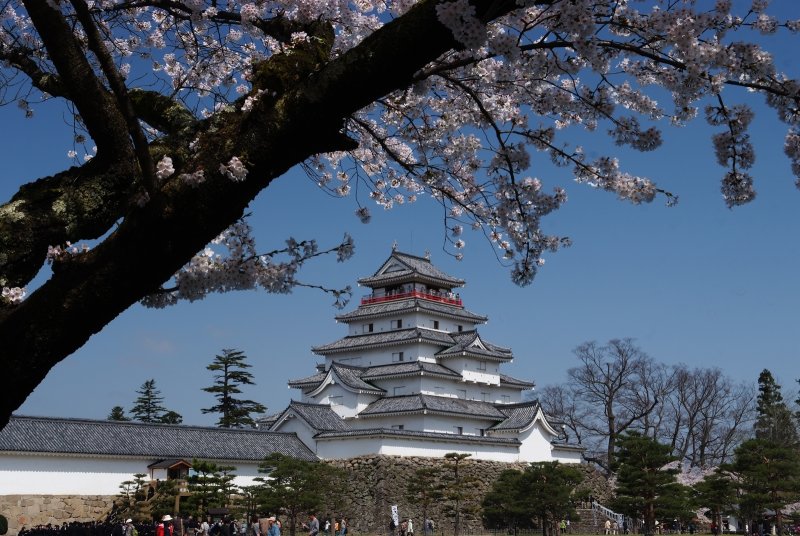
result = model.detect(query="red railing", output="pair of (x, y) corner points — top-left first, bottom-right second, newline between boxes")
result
(361, 289), (462, 306)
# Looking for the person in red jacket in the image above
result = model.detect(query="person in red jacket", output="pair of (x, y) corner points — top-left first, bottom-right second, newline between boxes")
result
(157, 515), (175, 536)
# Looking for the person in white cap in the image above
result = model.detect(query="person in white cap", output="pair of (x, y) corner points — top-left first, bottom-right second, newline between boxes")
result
(158, 515), (174, 536)
(124, 519), (135, 536)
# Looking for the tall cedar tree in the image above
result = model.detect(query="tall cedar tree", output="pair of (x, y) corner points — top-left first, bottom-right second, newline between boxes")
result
(611, 432), (691, 535)
(730, 438), (800, 535)
(754, 370), (798, 446)
(256, 453), (342, 536)
(130, 379), (182, 423)
(202, 348), (266, 428)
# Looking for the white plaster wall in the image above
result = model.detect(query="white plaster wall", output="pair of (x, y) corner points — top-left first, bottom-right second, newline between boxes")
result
(353, 413), (497, 435)
(350, 414), (427, 431)
(272, 417), (318, 453)
(311, 384), (362, 418)
(515, 422), (568, 463)
(315, 437), (520, 462)
(0, 455), (266, 495)
(549, 448), (583, 464)
(0, 454), (151, 495)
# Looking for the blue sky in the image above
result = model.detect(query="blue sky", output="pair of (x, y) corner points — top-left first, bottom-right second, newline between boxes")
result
(4, 5), (800, 425)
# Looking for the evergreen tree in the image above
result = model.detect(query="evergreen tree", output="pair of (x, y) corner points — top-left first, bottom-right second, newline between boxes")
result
(611, 432), (691, 536)
(108, 406), (130, 421)
(160, 410), (183, 424)
(202, 348), (267, 428)
(482, 469), (531, 530)
(730, 438), (800, 536)
(406, 467), (443, 535)
(692, 470), (737, 536)
(754, 369), (798, 446)
(440, 453), (481, 536)
(185, 459), (233, 515)
(256, 453), (341, 536)
(520, 462), (584, 536)
(130, 379), (183, 423)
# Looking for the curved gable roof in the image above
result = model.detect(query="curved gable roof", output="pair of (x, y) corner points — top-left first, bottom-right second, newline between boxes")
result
(435, 330), (513, 361)
(357, 251), (465, 289)
(270, 401), (351, 433)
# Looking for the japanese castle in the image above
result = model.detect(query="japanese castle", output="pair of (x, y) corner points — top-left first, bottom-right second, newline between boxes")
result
(268, 249), (583, 463)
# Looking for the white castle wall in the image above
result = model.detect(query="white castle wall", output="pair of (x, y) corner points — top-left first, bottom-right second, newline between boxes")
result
(0, 454), (264, 495)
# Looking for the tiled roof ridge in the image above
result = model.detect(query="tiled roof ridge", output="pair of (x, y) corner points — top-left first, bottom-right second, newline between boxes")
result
(494, 400), (540, 409)
(8, 414), (290, 435)
(392, 251), (433, 263)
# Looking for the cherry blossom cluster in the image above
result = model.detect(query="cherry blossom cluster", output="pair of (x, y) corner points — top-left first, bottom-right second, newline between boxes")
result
(3, 0), (799, 290)
(46, 242), (90, 263)
(219, 156), (249, 182)
(141, 222), (354, 308)
(1, 286), (26, 304)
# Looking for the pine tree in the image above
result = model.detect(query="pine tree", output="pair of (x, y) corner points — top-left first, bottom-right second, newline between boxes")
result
(692, 470), (737, 536)
(611, 432), (692, 536)
(754, 370), (798, 446)
(407, 467), (443, 534)
(108, 406), (130, 421)
(130, 379), (169, 423)
(440, 453), (481, 536)
(730, 438), (800, 536)
(202, 348), (266, 428)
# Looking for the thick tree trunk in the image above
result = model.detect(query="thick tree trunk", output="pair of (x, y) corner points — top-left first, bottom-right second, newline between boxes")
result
(0, 0), (521, 429)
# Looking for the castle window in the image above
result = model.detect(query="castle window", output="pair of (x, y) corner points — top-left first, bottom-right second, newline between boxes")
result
(477, 361), (487, 371)
(392, 352), (404, 362)
(433, 320), (439, 329)
(457, 325), (463, 332)
(454, 426), (463, 435)
(363, 323), (373, 333)
(393, 386), (407, 396)
(478, 428), (485, 437)
(481, 392), (489, 401)
(501, 395), (510, 403)
(391, 319), (403, 329)
(457, 389), (467, 399)
(391, 424), (405, 430)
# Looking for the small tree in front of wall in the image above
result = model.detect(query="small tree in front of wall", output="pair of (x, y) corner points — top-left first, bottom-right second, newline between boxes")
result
(440, 453), (481, 536)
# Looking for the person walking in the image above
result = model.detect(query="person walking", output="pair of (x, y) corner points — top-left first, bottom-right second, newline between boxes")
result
(267, 518), (280, 536)
(307, 515), (319, 536)
(406, 520), (413, 536)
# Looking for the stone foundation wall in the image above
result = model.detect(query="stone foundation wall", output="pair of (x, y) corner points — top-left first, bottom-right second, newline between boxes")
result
(324, 455), (611, 535)
(0, 495), (115, 536)
(0, 457), (610, 536)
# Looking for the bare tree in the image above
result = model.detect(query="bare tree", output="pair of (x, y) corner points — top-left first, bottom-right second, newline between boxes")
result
(660, 366), (756, 467)
(565, 338), (659, 474)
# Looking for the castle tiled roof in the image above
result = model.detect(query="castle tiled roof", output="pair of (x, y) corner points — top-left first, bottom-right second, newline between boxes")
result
(357, 252), (465, 288)
(271, 401), (351, 433)
(0, 415), (317, 461)
(359, 394), (507, 420)
(498, 373), (535, 388)
(312, 327), (454, 355)
(491, 401), (542, 431)
(360, 361), (462, 381)
(435, 330), (513, 361)
(315, 427), (520, 446)
(328, 363), (384, 394)
(335, 298), (486, 324)
(288, 371), (327, 388)
(289, 361), (461, 392)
